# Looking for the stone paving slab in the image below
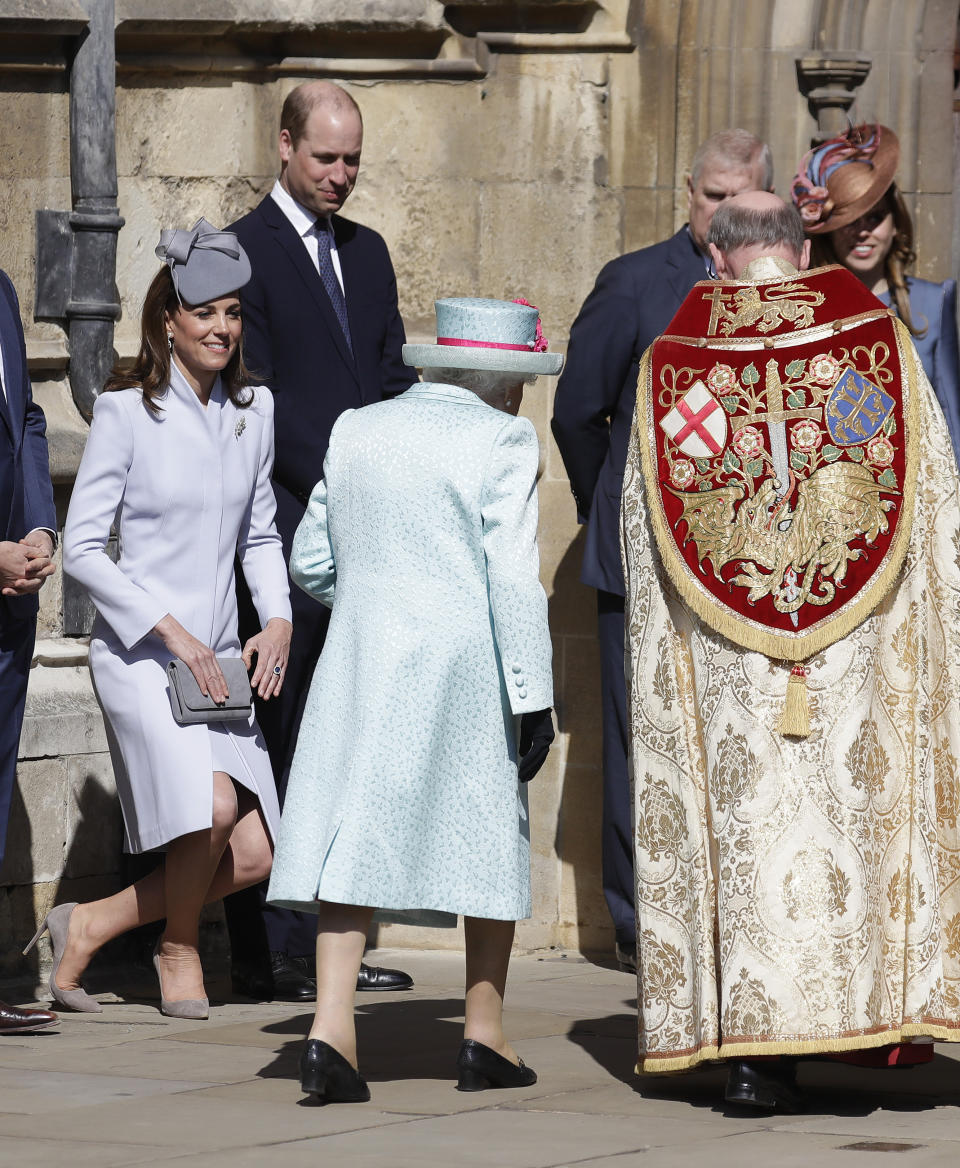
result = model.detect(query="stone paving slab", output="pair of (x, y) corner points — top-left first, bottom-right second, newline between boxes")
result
(0, 948), (957, 1166)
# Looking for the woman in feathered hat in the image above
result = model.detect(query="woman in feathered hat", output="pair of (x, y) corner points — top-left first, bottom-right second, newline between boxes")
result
(792, 123), (960, 458)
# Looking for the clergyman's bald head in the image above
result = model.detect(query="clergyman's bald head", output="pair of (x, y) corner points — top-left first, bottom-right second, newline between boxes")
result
(707, 193), (810, 278)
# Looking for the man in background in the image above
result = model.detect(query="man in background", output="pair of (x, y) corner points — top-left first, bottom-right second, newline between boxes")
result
(551, 130), (773, 972)
(226, 80), (415, 1001)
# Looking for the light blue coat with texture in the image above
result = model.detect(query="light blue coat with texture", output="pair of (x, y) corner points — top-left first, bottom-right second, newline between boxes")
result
(267, 382), (553, 922)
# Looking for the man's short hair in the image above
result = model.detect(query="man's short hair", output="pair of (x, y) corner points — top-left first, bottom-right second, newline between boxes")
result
(280, 81), (363, 146)
(691, 129), (773, 190)
(706, 199), (806, 257)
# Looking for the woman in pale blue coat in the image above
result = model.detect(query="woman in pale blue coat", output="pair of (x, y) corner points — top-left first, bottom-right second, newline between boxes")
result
(793, 123), (960, 461)
(268, 298), (560, 1103)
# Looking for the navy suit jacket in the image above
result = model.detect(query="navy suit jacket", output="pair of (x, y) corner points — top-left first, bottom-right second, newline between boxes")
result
(230, 194), (415, 536)
(0, 269), (55, 628)
(878, 276), (960, 463)
(552, 227), (706, 596)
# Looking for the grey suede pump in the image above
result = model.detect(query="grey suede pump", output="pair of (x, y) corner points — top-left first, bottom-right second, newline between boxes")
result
(152, 942), (209, 1020)
(22, 902), (103, 1013)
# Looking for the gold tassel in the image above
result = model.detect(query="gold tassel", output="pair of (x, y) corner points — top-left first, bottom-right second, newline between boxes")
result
(777, 664), (810, 738)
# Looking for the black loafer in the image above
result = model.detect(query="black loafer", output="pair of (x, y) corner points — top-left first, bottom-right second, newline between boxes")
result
(300, 1039), (370, 1103)
(724, 1058), (804, 1113)
(355, 962), (413, 992)
(456, 1039), (537, 1091)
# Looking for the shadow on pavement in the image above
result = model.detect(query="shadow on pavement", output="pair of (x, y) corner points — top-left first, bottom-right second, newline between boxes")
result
(257, 996), (469, 1083)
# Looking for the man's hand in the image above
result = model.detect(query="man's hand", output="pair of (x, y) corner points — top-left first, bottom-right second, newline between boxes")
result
(21, 530), (54, 559)
(0, 538), (54, 597)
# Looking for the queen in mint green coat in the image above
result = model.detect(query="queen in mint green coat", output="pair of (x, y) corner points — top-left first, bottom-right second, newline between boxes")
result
(267, 379), (554, 923)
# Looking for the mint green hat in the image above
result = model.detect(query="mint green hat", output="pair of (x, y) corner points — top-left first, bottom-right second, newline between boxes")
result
(402, 297), (563, 377)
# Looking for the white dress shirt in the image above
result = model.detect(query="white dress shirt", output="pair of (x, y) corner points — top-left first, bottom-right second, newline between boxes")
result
(269, 180), (345, 295)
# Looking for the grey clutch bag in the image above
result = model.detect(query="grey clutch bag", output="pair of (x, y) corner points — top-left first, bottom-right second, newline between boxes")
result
(166, 656), (253, 725)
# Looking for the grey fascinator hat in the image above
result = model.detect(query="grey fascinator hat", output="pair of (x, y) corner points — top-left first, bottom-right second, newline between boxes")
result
(155, 217), (252, 305)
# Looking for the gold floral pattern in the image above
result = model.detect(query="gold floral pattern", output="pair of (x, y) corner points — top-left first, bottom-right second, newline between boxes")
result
(635, 774), (687, 862)
(711, 726), (760, 811)
(846, 720), (889, 799)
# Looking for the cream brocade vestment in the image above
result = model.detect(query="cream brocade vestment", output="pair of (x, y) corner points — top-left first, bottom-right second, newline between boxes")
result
(621, 266), (960, 1073)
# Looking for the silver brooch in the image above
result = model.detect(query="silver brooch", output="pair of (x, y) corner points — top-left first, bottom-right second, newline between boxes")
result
(235, 417), (246, 440)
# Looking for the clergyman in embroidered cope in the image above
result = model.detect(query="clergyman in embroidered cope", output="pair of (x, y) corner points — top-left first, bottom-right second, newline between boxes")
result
(621, 255), (960, 1073)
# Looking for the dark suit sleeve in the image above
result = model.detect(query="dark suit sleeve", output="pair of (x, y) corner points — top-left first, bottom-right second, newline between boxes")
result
(239, 269), (275, 388)
(378, 248), (416, 398)
(932, 279), (960, 462)
(0, 273), (54, 534)
(551, 258), (642, 521)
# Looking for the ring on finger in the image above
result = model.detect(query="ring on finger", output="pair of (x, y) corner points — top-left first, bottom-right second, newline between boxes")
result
(273, 664), (283, 677)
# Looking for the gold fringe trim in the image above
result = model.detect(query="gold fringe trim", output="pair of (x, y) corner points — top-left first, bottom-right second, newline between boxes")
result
(634, 315), (921, 665)
(636, 1021), (960, 1075)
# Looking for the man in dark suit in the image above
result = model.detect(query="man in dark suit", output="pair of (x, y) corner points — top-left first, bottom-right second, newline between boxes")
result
(0, 268), (59, 1032)
(225, 80), (415, 1000)
(551, 130), (773, 972)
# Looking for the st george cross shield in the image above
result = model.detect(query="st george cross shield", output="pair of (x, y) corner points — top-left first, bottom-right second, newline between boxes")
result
(634, 262), (920, 662)
(659, 381), (727, 458)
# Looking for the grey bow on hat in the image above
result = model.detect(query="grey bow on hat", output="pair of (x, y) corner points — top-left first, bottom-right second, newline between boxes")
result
(155, 217), (252, 305)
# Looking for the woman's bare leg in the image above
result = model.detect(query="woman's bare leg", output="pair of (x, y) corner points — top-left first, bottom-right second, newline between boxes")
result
(54, 776), (273, 994)
(307, 902), (376, 1069)
(155, 772), (238, 1001)
(463, 916), (518, 1063)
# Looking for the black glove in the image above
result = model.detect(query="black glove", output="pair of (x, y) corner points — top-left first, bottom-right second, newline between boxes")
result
(518, 707), (555, 783)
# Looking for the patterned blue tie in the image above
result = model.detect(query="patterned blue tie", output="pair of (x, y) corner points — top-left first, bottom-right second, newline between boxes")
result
(315, 219), (353, 354)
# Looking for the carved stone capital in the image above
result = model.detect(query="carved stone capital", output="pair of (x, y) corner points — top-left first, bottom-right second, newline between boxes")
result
(796, 53), (872, 141)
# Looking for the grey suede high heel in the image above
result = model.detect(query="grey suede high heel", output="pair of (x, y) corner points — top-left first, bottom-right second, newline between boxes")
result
(152, 941), (209, 1020)
(22, 902), (103, 1013)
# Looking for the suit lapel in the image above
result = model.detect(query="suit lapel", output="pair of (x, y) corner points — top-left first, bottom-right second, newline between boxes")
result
(664, 227), (709, 313)
(260, 199), (360, 385)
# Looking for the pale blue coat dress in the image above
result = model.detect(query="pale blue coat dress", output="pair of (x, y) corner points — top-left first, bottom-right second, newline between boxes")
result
(267, 381), (553, 922)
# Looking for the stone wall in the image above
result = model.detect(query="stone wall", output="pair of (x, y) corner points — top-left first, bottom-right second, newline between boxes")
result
(2, 0), (958, 978)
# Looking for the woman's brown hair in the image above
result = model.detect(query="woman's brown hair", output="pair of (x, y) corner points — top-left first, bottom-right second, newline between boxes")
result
(811, 182), (925, 339)
(102, 265), (254, 413)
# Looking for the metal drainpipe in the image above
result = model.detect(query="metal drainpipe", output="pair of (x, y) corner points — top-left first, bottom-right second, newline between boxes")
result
(35, 0), (124, 422)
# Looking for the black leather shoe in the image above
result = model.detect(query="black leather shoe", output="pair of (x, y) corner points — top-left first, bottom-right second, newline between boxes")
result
(724, 1059), (804, 1113)
(356, 962), (413, 991)
(290, 954), (414, 992)
(456, 1039), (537, 1091)
(300, 1039), (370, 1102)
(0, 1000), (57, 1034)
(615, 942), (637, 974)
(231, 961), (274, 1001)
(270, 952), (317, 1002)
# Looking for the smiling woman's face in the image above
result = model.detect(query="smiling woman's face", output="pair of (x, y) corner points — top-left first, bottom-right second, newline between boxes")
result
(828, 195), (896, 291)
(165, 295), (242, 391)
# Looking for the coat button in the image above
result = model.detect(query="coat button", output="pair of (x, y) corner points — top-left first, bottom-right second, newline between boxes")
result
(515, 676), (524, 686)
(519, 688), (528, 699)
(512, 664), (522, 673)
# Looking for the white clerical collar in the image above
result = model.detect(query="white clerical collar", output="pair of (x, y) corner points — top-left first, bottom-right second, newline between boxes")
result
(270, 179), (329, 239)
